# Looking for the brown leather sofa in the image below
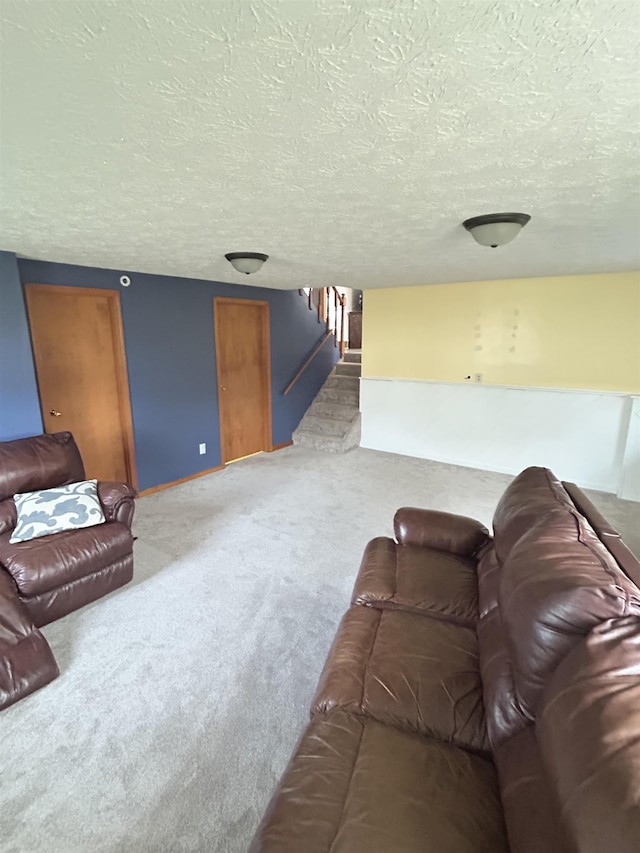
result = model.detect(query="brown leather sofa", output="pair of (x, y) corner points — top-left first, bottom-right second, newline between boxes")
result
(0, 431), (136, 710)
(251, 466), (640, 853)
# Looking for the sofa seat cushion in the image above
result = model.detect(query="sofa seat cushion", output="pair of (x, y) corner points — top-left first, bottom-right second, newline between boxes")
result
(250, 711), (509, 853)
(311, 605), (489, 753)
(495, 727), (570, 853)
(351, 537), (479, 626)
(0, 522), (133, 598)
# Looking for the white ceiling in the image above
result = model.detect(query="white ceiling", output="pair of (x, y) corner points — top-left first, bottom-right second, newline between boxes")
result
(1, 0), (639, 290)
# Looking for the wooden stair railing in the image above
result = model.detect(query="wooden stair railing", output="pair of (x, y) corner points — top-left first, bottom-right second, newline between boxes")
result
(283, 331), (332, 396)
(331, 286), (347, 357)
(296, 287), (347, 357)
(285, 287), (348, 395)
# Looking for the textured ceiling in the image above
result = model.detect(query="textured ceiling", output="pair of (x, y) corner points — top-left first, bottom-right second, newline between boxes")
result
(1, 0), (639, 290)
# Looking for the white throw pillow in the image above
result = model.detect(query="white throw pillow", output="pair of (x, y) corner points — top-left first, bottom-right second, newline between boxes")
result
(10, 480), (106, 544)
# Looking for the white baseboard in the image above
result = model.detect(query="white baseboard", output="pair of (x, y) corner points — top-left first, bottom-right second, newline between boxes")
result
(360, 377), (639, 499)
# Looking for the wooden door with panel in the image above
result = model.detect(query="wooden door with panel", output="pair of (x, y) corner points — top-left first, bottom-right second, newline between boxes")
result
(25, 284), (136, 484)
(214, 297), (272, 464)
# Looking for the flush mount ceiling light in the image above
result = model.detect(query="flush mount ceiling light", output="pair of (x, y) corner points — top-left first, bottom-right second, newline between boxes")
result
(463, 213), (531, 248)
(224, 252), (269, 274)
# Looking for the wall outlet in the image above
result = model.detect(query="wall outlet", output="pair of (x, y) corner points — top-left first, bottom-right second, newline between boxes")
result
(474, 373), (483, 383)
(199, 443), (206, 455)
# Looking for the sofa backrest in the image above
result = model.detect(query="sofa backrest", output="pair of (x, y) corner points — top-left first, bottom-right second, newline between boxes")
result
(500, 509), (640, 719)
(476, 467), (583, 745)
(492, 466), (576, 566)
(537, 616), (640, 853)
(0, 432), (85, 535)
(481, 466), (640, 853)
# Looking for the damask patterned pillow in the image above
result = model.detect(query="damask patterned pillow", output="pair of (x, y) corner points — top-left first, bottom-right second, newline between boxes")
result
(10, 480), (106, 544)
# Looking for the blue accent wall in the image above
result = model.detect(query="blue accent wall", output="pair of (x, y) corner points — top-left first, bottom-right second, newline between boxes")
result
(11, 257), (338, 491)
(0, 251), (43, 440)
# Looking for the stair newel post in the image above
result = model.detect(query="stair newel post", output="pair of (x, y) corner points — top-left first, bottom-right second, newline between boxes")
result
(325, 287), (330, 333)
(334, 288), (338, 347)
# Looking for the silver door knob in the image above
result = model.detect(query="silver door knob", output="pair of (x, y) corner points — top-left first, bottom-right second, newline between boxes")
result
(49, 410), (62, 417)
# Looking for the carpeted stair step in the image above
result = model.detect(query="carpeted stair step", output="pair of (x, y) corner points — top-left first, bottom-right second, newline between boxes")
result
(292, 356), (361, 453)
(292, 430), (348, 452)
(324, 374), (359, 392)
(343, 351), (362, 364)
(301, 414), (352, 437)
(334, 361), (361, 377)
(309, 399), (359, 419)
(293, 413), (361, 453)
(315, 386), (359, 405)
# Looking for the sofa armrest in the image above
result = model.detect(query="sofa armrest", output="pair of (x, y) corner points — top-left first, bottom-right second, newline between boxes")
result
(97, 482), (137, 529)
(0, 569), (59, 710)
(393, 507), (490, 556)
(562, 481), (640, 586)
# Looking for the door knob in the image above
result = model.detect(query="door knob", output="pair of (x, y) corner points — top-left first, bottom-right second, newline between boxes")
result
(220, 386), (227, 391)
(49, 410), (62, 417)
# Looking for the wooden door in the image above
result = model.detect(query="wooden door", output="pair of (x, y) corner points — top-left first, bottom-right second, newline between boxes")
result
(25, 284), (136, 484)
(214, 298), (272, 464)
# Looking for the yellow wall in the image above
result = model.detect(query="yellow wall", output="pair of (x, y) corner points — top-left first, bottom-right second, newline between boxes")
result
(362, 271), (640, 393)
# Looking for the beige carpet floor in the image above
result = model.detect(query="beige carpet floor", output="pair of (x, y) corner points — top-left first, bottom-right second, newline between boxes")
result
(1, 447), (638, 853)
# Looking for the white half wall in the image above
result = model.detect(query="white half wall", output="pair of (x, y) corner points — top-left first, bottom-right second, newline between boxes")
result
(619, 396), (640, 502)
(360, 377), (639, 499)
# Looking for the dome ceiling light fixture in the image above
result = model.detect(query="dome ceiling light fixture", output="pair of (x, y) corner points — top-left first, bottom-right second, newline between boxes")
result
(224, 251), (269, 274)
(463, 212), (531, 248)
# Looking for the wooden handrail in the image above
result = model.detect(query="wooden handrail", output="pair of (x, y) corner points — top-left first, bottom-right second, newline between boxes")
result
(283, 331), (333, 395)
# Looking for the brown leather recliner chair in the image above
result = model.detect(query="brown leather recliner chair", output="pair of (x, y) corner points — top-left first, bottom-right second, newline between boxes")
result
(0, 431), (136, 710)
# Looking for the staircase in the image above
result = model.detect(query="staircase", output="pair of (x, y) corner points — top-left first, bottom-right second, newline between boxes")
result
(293, 351), (361, 452)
